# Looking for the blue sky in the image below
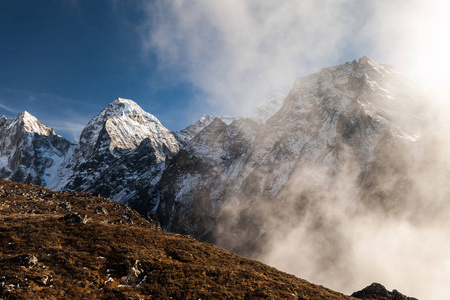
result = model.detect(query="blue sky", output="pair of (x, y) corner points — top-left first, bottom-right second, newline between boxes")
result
(1, 1), (448, 140)
(0, 0), (201, 140)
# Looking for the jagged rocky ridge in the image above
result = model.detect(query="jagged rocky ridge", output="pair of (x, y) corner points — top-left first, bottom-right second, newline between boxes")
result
(0, 57), (429, 253)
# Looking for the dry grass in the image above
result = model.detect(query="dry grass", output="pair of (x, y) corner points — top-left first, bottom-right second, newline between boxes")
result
(0, 179), (359, 299)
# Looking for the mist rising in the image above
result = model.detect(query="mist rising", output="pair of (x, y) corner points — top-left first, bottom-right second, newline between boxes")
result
(158, 57), (450, 299)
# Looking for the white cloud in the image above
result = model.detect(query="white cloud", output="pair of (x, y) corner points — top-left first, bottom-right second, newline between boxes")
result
(141, 0), (450, 117)
(137, 3), (450, 298)
(0, 102), (18, 114)
(142, 0), (368, 117)
(358, 0), (450, 92)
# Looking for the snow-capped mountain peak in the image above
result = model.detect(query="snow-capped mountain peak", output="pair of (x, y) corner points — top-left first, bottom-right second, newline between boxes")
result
(108, 98), (159, 124)
(77, 98), (179, 162)
(60, 97), (180, 207)
(173, 114), (215, 146)
(11, 111), (56, 136)
(0, 111), (74, 188)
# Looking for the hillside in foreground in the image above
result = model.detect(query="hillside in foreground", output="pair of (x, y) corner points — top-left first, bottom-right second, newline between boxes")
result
(0, 179), (414, 299)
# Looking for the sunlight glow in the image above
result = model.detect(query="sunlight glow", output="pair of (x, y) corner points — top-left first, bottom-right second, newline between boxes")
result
(397, 0), (450, 92)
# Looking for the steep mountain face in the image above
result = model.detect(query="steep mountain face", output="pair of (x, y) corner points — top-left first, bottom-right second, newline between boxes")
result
(234, 56), (422, 208)
(0, 112), (74, 188)
(158, 117), (259, 240)
(156, 57), (427, 255)
(62, 98), (179, 207)
(173, 114), (249, 147)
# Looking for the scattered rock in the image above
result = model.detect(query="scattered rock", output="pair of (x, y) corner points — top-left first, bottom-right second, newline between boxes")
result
(58, 202), (72, 210)
(14, 254), (38, 268)
(4, 284), (15, 292)
(121, 260), (144, 285)
(37, 275), (53, 286)
(96, 206), (108, 215)
(352, 283), (418, 300)
(58, 213), (91, 224)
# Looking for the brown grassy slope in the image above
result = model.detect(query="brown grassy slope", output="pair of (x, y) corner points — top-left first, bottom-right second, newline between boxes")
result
(0, 178), (357, 300)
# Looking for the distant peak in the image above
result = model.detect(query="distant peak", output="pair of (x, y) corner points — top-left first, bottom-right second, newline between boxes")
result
(97, 98), (149, 121)
(78, 97), (176, 154)
(199, 114), (213, 121)
(22, 110), (35, 119)
(358, 55), (370, 62)
(16, 111), (55, 136)
(19, 111), (40, 124)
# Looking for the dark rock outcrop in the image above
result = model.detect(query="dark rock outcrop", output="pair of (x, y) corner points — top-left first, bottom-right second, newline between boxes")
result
(59, 212), (91, 224)
(352, 283), (418, 300)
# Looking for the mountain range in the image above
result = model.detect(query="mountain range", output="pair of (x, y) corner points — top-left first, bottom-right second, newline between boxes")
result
(0, 56), (436, 298)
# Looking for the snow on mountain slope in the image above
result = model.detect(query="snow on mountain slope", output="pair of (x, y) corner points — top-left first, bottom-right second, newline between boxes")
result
(0, 112), (74, 188)
(253, 93), (286, 124)
(20, 111), (56, 136)
(174, 114), (245, 147)
(158, 117), (259, 239)
(75, 98), (178, 162)
(173, 114), (216, 146)
(173, 94), (286, 148)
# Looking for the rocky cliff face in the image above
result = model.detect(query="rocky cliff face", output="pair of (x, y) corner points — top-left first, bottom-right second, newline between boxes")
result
(158, 117), (259, 240)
